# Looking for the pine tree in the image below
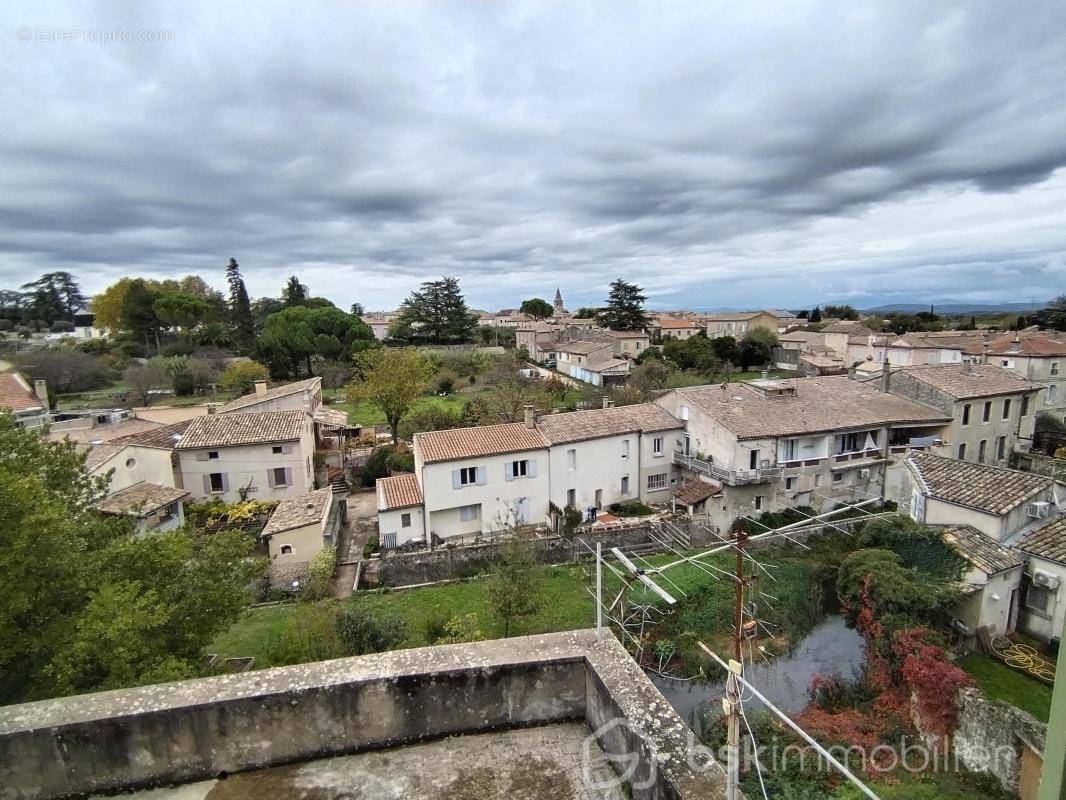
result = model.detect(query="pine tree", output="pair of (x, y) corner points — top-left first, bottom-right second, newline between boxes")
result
(397, 276), (477, 343)
(810, 306), (822, 323)
(225, 258), (254, 351)
(282, 275), (308, 307)
(598, 278), (649, 331)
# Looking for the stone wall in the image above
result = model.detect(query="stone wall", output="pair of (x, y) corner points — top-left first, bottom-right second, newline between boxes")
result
(1012, 449), (1066, 478)
(0, 630), (726, 800)
(954, 686), (1047, 794)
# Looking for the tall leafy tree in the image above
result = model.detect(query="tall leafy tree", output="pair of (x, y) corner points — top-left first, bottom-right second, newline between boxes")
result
(225, 258), (254, 351)
(259, 306), (375, 377)
(282, 275), (309, 307)
(598, 279), (649, 331)
(487, 533), (543, 637)
(153, 292), (209, 331)
(350, 302), (365, 317)
(346, 347), (434, 442)
(120, 278), (162, 349)
(519, 298), (554, 320)
(738, 328), (779, 370)
(397, 276), (477, 343)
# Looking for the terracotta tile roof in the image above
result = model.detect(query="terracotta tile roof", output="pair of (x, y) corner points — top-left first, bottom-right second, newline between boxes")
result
(82, 443), (126, 472)
(963, 332), (1066, 357)
(702, 311), (769, 321)
(606, 330), (650, 339)
(176, 411), (306, 449)
(657, 318), (701, 329)
(109, 420), (192, 449)
(779, 331), (824, 343)
(415, 422), (548, 463)
(820, 321), (869, 334)
(907, 453), (1053, 514)
(377, 473), (423, 511)
(938, 524), (1024, 575)
(890, 331), (988, 350)
(262, 487), (333, 537)
(536, 403), (682, 445)
(218, 377), (321, 413)
(557, 340), (613, 355)
(0, 372), (45, 412)
(96, 481), (188, 517)
(896, 363), (1040, 399)
(1021, 516), (1066, 565)
(670, 376), (949, 440)
(673, 479), (722, 505)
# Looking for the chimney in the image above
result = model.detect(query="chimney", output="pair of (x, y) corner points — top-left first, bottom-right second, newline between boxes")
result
(523, 404), (535, 429)
(761, 370), (768, 380)
(602, 396), (610, 409)
(207, 405), (217, 415)
(33, 379), (48, 406)
(881, 356), (891, 393)
(254, 380), (268, 397)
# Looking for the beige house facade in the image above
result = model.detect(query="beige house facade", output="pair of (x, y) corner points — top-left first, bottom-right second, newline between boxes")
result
(260, 486), (341, 586)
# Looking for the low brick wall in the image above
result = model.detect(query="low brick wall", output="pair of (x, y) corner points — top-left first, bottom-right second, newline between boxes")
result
(0, 630), (726, 800)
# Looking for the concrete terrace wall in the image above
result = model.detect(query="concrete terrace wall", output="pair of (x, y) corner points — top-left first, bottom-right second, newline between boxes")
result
(0, 630), (726, 800)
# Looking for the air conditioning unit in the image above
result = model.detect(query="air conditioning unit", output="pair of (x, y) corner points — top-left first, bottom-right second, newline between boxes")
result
(1028, 501), (1051, 519)
(859, 468), (871, 478)
(1033, 571), (1061, 590)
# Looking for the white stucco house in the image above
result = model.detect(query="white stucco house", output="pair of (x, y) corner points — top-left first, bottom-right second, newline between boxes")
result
(260, 486), (342, 585)
(95, 481), (190, 536)
(1019, 516), (1066, 647)
(938, 524), (1025, 639)
(176, 410), (316, 503)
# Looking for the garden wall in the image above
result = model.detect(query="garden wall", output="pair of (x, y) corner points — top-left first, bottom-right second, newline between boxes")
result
(954, 686), (1047, 796)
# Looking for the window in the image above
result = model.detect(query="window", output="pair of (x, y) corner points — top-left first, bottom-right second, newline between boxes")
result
(1002, 399), (1011, 419)
(159, 502), (176, 522)
(209, 473), (225, 493)
(621, 440), (630, 460)
(459, 504), (480, 522)
(621, 476), (630, 495)
(754, 496), (764, 511)
(1049, 385), (1059, 404)
(1026, 584), (1051, 614)
(781, 439), (799, 462)
(785, 476), (797, 491)
(997, 436), (1007, 460)
(978, 439), (987, 463)
(567, 449), (576, 470)
(982, 401), (991, 422)
(400, 513), (411, 528)
(749, 449), (759, 470)
(834, 432), (861, 454)
(566, 488), (576, 507)
(1001, 358), (1015, 368)
(125, 457), (136, 468)
(208, 450), (220, 460)
(652, 437), (663, 456)
(280, 545), (293, 555)
(961, 404), (971, 425)
(270, 467), (289, 487)
(647, 473), (667, 490)
(459, 467), (477, 486)
(1052, 362), (1060, 376)
(814, 473), (822, 488)
(272, 445), (283, 454)
(1022, 395), (1031, 416)
(680, 405), (689, 421)
(957, 442), (967, 460)
(508, 459), (529, 479)
(832, 472), (843, 484)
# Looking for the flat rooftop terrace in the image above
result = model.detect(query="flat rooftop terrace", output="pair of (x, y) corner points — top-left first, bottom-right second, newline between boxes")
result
(1, 630), (726, 800)
(95, 724), (625, 800)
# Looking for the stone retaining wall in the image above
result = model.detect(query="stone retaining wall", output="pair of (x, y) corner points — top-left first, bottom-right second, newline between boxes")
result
(954, 686), (1047, 794)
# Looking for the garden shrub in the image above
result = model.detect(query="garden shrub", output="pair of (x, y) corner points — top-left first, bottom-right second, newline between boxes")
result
(335, 604), (408, 655)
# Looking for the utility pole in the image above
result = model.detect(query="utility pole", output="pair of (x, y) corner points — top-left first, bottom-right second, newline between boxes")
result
(724, 529), (748, 800)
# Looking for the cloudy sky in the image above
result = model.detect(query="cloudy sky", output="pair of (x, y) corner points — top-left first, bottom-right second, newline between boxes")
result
(4, 1), (1066, 312)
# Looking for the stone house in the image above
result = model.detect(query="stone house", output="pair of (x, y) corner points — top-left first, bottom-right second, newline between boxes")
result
(882, 330), (988, 367)
(701, 310), (778, 339)
(964, 332), (1066, 424)
(882, 363), (1040, 466)
(176, 410), (316, 503)
(649, 317), (702, 342)
(218, 377), (323, 416)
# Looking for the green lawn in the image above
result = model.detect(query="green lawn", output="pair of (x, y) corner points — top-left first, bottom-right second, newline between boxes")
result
(208, 603), (304, 665)
(323, 391), (469, 426)
(731, 369), (793, 380)
(957, 652), (1053, 722)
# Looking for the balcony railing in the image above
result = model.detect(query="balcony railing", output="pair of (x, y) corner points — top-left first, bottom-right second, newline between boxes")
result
(672, 451), (782, 486)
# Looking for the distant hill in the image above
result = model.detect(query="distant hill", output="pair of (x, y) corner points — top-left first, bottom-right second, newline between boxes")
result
(861, 301), (1046, 315)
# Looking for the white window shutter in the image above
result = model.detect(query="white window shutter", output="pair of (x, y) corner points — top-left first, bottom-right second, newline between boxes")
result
(221, 474), (230, 493)
(504, 463), (515, 482)
(196, 451), (209, 462)
(528, 459), (537, 478)
(284, 467), (293, 486)
(202, 475), (212, 493)
(282, 443), (294, 454)
(476, 466), (487, 485)
(267, 469), (276, 488)
(452, 470), (461, 489)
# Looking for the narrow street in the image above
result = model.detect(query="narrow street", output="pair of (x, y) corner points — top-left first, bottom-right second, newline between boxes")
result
(332, 489), (377, 600)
